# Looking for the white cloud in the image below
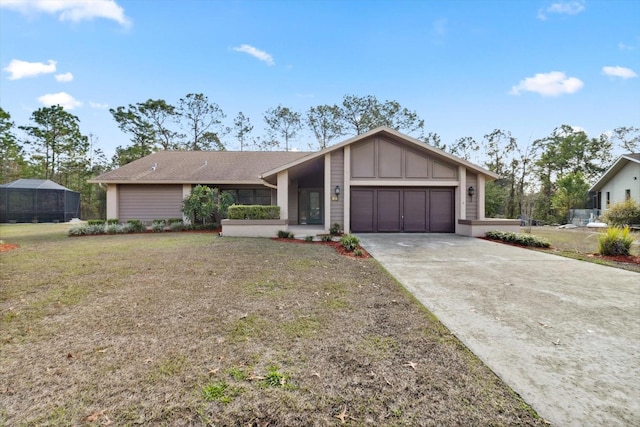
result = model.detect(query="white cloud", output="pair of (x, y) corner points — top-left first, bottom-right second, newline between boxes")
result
(3, 59), (56, 80)
(37, 92), (82, 109)
(55, 71), (74, 82)
(602, 66), (638, 79)
(89, 101), (109, 109)
(538, 1), (585, 20)
(0, 0), (131, 27)
(232, 44), (274, 66)
(510, 71), (584, 96)
(618, 42), (635, 51)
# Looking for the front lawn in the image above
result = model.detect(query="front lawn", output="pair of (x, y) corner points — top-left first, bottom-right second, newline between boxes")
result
(522, 226), (640, 272)
(0, 224), (544, 425)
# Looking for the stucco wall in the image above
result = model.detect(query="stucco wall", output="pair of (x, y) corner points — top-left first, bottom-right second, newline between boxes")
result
(600, 161), (640, 214)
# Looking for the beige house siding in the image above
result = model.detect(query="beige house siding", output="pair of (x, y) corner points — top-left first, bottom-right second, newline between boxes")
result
(466, 173), (478, 220)
(330, 148), (344, 228)
(118, 184), (183, 222)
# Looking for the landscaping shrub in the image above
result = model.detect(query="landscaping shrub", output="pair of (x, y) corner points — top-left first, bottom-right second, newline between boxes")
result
(169, 221), (185, 231)
(87, 219), (105, 225)
(126, 219), (146, 232)
(598, 226), (634, 256)
(320, 235), (333, 242)
(106, 218), (119, 225)
(228, 205), (280, 220)
(85, 224), (105, 235)
(485, 230), (550, 248)
(152, 220), (166, 232)
(277, 230), (294, 239)
(603, 199), (640, 227)
(329, 223), (341, 236)
(340, 234), (360, 252)
(304, 235), (314, 242)
(67, 225), (87, 236)
(105, 224), (119, 234)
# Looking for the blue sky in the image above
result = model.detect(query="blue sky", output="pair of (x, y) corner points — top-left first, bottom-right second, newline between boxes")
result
(1, 0), (638, 160)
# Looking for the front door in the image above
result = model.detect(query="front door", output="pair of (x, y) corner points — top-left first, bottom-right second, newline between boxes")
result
(299, 189), (322, 225)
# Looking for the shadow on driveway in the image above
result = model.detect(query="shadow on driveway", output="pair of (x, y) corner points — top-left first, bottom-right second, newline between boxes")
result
(358, 233), (640, 427)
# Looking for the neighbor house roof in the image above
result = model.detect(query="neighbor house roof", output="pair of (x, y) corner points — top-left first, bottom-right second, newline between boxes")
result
(89, 151), (311, 185)
(260, 126), (500, 182)
(589, 153), (640, 192)
(0, 179), (73, 190)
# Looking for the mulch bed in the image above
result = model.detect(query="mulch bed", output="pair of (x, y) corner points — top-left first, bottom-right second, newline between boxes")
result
(270, 237), (371, 258)
(0, 243), (19, 252)
(482, 237), (640, 266)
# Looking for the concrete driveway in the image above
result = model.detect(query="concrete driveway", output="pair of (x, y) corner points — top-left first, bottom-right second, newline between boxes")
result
(358, 234), (640, 427)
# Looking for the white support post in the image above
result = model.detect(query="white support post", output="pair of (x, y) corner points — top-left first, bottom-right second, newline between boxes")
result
(277, 170), (289, 221)
(324, 153), (331, 234)
(343, 146), (351, 233)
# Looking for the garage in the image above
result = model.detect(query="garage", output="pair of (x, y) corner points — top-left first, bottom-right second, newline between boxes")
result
(118, 184), (183, 222)
(350, 187), (454, 233)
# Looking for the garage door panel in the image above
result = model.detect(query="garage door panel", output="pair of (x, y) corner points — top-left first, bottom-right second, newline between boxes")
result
(377, 190), (401, 232)
(430, 189), (454, 232)
(351, 189), (375, 232)
(403, 190), (428, 232)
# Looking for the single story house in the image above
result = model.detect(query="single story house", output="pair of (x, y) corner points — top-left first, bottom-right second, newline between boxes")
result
(89, 126), (518, 237)
(589, 153), (640, 217)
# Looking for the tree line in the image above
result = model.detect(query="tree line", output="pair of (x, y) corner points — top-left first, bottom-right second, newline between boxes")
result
(1, 93), (638, 223)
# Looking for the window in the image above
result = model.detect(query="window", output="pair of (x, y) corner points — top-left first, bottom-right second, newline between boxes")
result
(606, 192), (610, 207)
(228, 188), (272, 205)
(626, 189), (631, 201)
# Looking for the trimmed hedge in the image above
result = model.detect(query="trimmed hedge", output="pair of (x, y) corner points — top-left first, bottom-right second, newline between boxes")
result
(485, 230), (550, 248)
(228, 205), (280, 220)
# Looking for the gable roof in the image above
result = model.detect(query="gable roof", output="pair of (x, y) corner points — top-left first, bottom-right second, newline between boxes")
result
(89, 151), (311, 184)
(0, 179), (74, 191)
(260, 126), (500, 181)
(589, 153), (640, 192)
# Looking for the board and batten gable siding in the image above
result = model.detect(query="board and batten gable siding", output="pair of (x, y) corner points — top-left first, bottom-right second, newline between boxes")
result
(350, 137), (457, 181)
(465, 173), (478, 220)
(330, 148), (344, 227)
(118, 185), (183, 222)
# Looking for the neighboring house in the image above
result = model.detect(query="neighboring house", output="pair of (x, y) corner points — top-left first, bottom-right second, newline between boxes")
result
(90, 126), (518, 236)
(589, 153), (640, 217)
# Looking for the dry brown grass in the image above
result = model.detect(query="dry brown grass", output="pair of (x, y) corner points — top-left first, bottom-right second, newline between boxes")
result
(0, 224), (545, 426)
(523, 226), (640, 272)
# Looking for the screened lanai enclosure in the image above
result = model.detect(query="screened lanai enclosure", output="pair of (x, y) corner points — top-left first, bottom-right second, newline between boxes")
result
(0, 179), (81, 223)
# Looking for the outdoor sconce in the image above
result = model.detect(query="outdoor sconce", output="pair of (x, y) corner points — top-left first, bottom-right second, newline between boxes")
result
(333, 185), (341, 201)
(467, 186), (475, 198)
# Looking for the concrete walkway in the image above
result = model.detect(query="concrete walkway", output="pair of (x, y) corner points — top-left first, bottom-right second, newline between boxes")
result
(358, 234), (640, 427)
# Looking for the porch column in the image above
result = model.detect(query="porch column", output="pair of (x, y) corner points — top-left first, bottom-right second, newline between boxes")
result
(343, 146), (351, 233)
(277, 170), (289, 221)
(324, 153), (331, 233)
(106, 184), (118, 220)
(477, 175), (486, 220)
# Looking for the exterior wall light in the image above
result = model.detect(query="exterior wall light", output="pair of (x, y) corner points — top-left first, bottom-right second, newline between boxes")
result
(468, 186), (475, 198)
(335, 185), (340, 196)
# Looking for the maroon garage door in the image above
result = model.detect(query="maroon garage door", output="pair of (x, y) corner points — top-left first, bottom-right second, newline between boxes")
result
(350, 187), (454, 233)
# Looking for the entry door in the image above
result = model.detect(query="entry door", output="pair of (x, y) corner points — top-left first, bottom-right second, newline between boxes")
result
(299, 190), (322, 224)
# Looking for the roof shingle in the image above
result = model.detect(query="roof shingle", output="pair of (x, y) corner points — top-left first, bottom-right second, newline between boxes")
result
(90, 151), (311, 184)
